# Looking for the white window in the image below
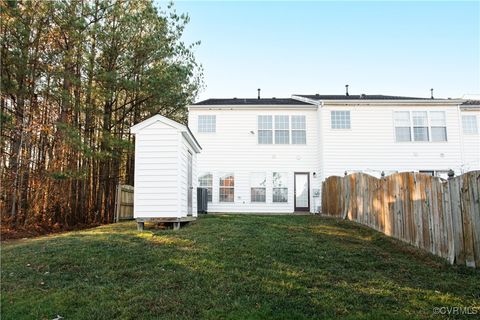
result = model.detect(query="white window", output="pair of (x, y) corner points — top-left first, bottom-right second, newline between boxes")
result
(219, 173), (234, 202)
(331, 111), (351, 129)
(198, 115), (216, 133)
(250, 172), (266, 203)
(273, 172), (288, 203)
(412, 111), (429, 141)
(198, 173), (213, 202)
(430, 111), (447, 142)
(258, 115), (273, 144)
(394, 111), (412, 142)
(462, 115), (478, 134)
(291, 116), (306, 144)
(274, 115), (290, 144)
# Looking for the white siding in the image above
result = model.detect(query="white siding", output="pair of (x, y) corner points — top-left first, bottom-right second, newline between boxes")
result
(134, 121), (181, 218)
(461, 109), (480, 172)
(319, 104), (465, 179)
(189, 108), (321, 213)
(179, 136), (199, 217)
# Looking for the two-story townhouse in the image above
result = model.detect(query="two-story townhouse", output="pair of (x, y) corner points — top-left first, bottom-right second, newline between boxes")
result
(188, 94), (479, 214)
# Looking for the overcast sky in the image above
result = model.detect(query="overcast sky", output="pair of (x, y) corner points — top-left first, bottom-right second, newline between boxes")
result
(169, 1), (479, 102)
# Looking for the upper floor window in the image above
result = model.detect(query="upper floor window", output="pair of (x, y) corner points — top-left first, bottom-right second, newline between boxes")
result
(291, 116), (306, 144)
(430, 111), (447, 142)
(331, 111), (351, 129)
(394, 111), (412, 142)
(412, 111), (429, 141)
(198, 115), (216, 133)
(258, 115), (273, 144)
(198, 173), (213, 202)
(250, 172), (266, 203)
(219, 173), (234, 202)
(394, 111), (447, 142)
(462, 115), (478, 134)
(274, 115), (290, 144)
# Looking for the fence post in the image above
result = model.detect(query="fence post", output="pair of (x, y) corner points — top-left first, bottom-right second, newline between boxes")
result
(115, 184), (121, 223)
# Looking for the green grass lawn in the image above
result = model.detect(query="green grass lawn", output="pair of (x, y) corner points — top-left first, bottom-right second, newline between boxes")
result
(1, 215), (479, 320)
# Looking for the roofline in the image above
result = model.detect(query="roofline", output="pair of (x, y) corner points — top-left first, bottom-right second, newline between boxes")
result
(291, 95), (464, 106)
(188, 104), (317, 110)
(130, 114), (201, 153)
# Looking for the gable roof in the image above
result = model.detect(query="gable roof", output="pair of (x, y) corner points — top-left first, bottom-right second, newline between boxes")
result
(193, 98), (313, 106)
(294, 94), (439, 101)
(130, 114), (201, 153)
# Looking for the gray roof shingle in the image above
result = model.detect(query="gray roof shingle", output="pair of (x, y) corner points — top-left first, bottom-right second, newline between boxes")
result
(193, 98), (313, 105)
(295, 94), (439, 100)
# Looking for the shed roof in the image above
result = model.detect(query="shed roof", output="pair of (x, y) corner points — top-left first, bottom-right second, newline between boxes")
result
(130, 114), (201, 153)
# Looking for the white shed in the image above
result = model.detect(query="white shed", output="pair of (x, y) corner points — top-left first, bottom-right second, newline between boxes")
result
(130, 115), (201, 230)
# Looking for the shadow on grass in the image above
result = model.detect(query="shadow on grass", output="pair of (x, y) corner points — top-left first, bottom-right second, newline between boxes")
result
(2, 215), (479, 320)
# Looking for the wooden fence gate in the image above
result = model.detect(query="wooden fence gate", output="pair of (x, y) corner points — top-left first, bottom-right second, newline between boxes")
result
(321, 171), (480, 268)
(114, 184), (134, 222)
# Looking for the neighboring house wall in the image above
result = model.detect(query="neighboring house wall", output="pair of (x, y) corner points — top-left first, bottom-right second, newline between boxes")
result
(188, 107), (321, 213)
(460, 108), (480, 172)
(319, 103), (465, 179)
(134, 120), (180, 217)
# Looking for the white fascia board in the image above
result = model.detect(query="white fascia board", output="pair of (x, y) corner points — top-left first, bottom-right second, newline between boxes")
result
(182, 129), (202, 153)
(291, 95), (322, 105)
(130, 114), (185, 134)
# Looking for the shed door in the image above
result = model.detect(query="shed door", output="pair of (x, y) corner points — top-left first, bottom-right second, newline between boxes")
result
(187, 151), (193, 216)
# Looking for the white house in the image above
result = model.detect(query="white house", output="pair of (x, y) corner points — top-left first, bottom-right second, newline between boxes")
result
(188, 94), (480, 214)
(131, 115), (201, 229)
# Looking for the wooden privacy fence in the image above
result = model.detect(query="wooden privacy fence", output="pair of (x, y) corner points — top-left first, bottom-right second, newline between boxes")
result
(321, 171), (480, 268)
(114, 184), (134, 222)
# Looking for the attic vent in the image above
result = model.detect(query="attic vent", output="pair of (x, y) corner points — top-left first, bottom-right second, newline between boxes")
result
(233, 97), (237, 99)
(272, 97), (276, 99)
(345, 84), (349, 96)
(360, 94), (366, 99)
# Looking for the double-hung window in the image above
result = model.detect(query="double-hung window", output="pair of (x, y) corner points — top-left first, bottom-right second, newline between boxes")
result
(291, 116), (306, 144)
(274, 116), (290, 144)
(412, 111), (429, 141)
(198, 115), (216, 133)
(250, 172), (266, 203)
(394, 111), (412, 142)
(219, 173), (234, 202)
(198, 173), (213, 202)
(272, 172), (288, 203)
(462, 115), (478, 134)
(331, 111), (351, 129)
(430, 111), (447, 142)
(258, 116), (273, 144)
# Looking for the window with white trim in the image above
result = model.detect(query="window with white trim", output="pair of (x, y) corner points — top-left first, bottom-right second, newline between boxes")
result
(219, 173), (234, 202)
(250, 172), (266, 203)
(272, 172), (288, 203)
(462, 115), (478, 134)
(331, 111), (351, 129)
(412, 111), (429, 141)
(430, 111), (447, 142)
(274, 115), (289, 144)
(291, 115), (306, 144)
(258, 115), (273, 144)
(198, 115), (216, 133)
(394, 111), (412, 142)
(198, 173), (213, 202)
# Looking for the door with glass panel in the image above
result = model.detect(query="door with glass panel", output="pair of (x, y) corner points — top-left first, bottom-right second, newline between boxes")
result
(294, 172), (310, 212)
